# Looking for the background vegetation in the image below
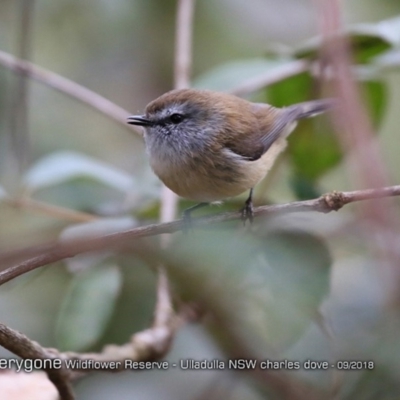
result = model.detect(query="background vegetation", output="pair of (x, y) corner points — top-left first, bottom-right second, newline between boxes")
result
(1, 0), (400, 399)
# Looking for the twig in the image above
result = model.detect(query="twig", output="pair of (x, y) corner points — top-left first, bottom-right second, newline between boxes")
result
(174, 0), (196, 90)
(0, 50), (139, 135)
(9, 0), (35, 176)
(153, 267), (175, 327)
(61, 306), (188, 377)
(0, 186), (399, 286)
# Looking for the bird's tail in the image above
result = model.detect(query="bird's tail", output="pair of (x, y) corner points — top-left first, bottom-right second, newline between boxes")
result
(288, 98), (336, 120)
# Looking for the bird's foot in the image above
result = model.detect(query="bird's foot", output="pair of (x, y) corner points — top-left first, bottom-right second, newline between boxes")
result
(241, 197), (254, 225)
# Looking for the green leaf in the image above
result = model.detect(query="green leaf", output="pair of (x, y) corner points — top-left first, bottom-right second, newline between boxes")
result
(295, 17), (400, 64)
(288, 116), (342, 181)
(290, 174), (322, 201)
(193, 58), (293, 92)
(361, 79), (388, 129)
(353, 16), (400, 48)
(24, 151), (135, 193)
(266, 72), (342, 181)
(266, 72), (387, 186)
(167, 229), (331, 352)
(350, 33), (393, 65)
(253, 229), (331, 348)
(295, 35), (390, 64)
(266, 70), (312, 106)
(260, 229), (331, 309)
(56, 263), (122, 351)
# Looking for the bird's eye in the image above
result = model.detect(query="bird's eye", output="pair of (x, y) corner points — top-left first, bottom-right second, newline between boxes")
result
(169, 113), (185, 124)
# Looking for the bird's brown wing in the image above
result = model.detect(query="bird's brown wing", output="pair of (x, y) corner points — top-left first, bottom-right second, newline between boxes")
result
(255, 106), (300, 154)
(223, 104), (291, 161)
(223, 99), (334, 161)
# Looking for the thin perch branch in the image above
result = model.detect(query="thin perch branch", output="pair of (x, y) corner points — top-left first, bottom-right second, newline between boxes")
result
(0, 186), (399, 286)
(0, 185), (399, 400)
(0, 50), (139, 135)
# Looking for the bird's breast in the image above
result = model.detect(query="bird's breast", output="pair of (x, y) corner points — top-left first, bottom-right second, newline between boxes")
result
(147, 136), (288, 202)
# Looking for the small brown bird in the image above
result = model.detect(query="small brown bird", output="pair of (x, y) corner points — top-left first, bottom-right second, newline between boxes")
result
(128, 89), (333, 223)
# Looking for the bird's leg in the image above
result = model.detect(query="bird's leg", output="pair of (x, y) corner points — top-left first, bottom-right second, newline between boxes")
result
(182, 202), (208, 232)
(241, 188), (254, 224)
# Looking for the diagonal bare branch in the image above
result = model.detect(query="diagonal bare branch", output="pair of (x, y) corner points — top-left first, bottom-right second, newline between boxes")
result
(0, 323), (74, 400)
(0, 50), (139, 135)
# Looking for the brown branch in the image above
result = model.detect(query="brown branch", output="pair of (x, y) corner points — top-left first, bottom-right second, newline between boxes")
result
(1, 186), (399, 286)
(1, 186), (399, 398)
(174, 0), (196, 90)
(0, 301), (190, 397)
(153, 267), (175, 327)
(0, 50), (139, 136)
(0, 323), (74, 400)
(9, 0), (35, 176)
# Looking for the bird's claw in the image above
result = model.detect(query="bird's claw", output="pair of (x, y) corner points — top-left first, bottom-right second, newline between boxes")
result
(241, 198), (254, 225)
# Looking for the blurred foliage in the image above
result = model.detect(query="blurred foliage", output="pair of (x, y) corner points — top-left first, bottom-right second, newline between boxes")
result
(0, 1), (400, 400)
(56, 263), (122, 351)
(168, 228), (331, 354)
(294, 16), (400, 62)
(267, 73), (387, 198)
(194, 58), (291, 92)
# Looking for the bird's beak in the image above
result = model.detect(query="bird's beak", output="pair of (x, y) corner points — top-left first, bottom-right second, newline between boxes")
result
(127, 115), (152, 126)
